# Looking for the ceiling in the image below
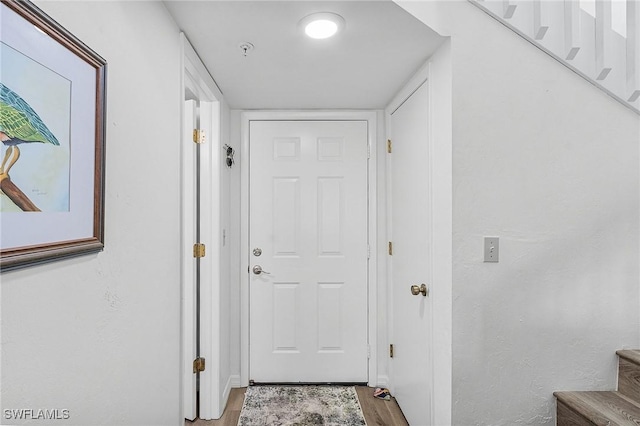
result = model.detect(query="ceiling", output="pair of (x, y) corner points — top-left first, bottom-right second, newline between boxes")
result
(163, 1), (444, 110)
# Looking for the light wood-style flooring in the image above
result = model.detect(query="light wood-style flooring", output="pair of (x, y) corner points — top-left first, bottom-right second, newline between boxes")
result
(185, 386), (408, 426)
(554, 349), (640, 425)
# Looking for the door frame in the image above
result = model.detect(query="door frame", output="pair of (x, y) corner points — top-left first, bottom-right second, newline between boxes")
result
(239, 110), (379, 387)
(385, 56), (452, 426)
(180, 33), (226, 421)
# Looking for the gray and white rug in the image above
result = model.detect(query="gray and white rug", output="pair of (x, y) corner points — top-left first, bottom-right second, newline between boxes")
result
(237, 385), (367, 426)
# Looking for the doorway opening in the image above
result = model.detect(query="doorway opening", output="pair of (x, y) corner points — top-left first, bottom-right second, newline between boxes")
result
(180, 33), (226, 421)
(239, 111), (380, 387)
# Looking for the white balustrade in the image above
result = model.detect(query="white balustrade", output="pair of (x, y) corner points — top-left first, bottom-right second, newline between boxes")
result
(504, 0), (518, 18)
(595, 0), (613, 80)
(628, 0), (640, 102)
(470, 0), (640, 114)
(534, 0), (550, 39)
(565, 0), (582, 60)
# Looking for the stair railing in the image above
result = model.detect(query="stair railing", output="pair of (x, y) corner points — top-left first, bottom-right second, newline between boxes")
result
(469, 0), (640, 115)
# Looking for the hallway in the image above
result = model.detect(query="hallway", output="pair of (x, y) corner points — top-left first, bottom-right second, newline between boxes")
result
(1, 2), (638, 426)
(185, 387), (408, 426)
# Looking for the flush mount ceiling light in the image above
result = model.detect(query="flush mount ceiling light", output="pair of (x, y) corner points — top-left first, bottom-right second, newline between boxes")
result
(299, 12), (345, 39)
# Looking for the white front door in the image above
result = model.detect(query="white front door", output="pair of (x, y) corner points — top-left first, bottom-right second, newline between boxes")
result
(390, 80), (433, 425)
(249, 120), (369, 383)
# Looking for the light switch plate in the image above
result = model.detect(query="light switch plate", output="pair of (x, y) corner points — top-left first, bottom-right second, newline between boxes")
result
(484, 237), (499, 262)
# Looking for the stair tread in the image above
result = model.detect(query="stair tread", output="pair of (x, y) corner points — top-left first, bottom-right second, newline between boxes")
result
(618, 355), (640, 405)
(554, 391), (640, 425)
(617, 350), (640, 366)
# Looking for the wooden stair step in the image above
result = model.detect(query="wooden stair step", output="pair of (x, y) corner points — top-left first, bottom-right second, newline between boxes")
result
(554, 391), (640, 426)
(617, 350), (640, 404)
(617, 350), (640, 367)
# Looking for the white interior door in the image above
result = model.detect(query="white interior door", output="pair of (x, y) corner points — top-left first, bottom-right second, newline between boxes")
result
(182, 99), (198, 421)
(181, 33), (225, 421)
(249, 120), (369, 383)
(390, 81), (433, 425)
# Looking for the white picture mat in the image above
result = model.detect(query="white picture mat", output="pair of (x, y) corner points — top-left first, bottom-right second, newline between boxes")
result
(1, 3), (97, 250)
(1, 41), (72, 212)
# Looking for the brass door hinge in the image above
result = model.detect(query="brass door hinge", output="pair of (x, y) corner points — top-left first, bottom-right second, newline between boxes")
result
(387, 139), (392, 153)
(193, 129), (205, 144)
(388, 241), (393, 256)
(193, 357), (205, 373)
(389, 344), (394, 358)
(193, 243), (206, 258)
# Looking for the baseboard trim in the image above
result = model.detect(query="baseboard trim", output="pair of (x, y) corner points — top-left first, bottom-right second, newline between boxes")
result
(223, 375), (233, 401)
(230, 374), (242, 388)
(211, 375), (236, 420)
(372, 375), (389, 388)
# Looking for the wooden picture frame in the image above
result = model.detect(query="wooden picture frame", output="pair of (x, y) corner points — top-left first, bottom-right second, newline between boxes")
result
(0, 0), (106, 271)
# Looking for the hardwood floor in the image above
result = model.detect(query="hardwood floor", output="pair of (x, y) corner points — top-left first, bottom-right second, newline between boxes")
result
(355, 386), (409, 426)
(185, 386), (408, 426)
(186, 388), (244, 426)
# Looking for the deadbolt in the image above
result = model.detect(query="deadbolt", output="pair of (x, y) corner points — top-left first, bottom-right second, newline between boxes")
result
(253, 248), (262, 257)
(410, 284), (428, 297)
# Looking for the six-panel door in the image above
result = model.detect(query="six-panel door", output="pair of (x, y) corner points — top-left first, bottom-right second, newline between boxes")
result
(249, 120), (369, 383)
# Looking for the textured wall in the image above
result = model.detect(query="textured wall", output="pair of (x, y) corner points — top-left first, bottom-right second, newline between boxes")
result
(398, 1), (640, 425)
(1, 2), (182, 425)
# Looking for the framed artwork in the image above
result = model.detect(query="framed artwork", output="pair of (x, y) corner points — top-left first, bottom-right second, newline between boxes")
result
(0, 0), (106, 271)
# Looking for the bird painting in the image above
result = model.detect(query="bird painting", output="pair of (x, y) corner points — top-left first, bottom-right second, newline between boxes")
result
(0, 82), (60, 211)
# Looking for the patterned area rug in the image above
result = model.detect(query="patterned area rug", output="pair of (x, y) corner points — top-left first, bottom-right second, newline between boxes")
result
(237, 385), (367, 426)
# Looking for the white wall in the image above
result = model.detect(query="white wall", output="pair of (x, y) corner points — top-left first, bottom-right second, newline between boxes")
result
(1, 2), (183, 425)
(398, 1), (640, 425)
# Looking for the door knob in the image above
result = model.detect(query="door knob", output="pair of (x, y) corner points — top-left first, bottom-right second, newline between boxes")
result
(252, 265), (270, 275)
(410, 284), (428, 297)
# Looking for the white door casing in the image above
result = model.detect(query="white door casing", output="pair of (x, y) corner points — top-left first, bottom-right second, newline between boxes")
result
(182, 99), (197, 421)
(389, 79), (433, 425)
(249, 120), (368, 382)
(240, 111), (379, 387)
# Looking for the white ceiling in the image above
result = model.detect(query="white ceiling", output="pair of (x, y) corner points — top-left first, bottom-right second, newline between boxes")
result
(164, 1), (444, 109)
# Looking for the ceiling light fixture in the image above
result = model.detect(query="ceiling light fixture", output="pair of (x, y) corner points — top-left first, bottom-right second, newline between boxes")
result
(299, 12), (345, 39)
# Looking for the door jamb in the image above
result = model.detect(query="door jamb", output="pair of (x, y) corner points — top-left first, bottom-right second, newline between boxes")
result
(239, 110), (378, 386)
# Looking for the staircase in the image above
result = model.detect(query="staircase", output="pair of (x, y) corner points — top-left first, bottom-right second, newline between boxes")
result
(554, 350), (640, 425)
(470, 0), (640, 115)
